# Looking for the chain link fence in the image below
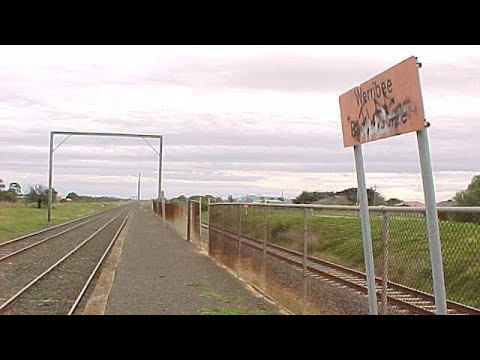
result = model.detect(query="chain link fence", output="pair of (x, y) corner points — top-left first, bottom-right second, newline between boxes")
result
(208, 203), (480, 313)
(152, 200), (201, 247)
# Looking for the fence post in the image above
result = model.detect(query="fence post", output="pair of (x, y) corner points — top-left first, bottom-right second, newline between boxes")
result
(262, 206), (267, 291)
(302, 208), (308, 315)
(238, 204), (242, 275)
(381, 209), (389, 315)
(198, 196), (202, 236)
(187, 199), (191, 242)
(221, 204), (224, 254)
(207, 199), (211, 254)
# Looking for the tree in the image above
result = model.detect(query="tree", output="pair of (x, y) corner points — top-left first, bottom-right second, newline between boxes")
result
(0, 179), (5, 191)
(8, 182), (22, 195)
(27, 185), (57, 209)
(386, 198), (403, 206)
(0, 189), (16, 202)
(335, 187), (384, 206)
(66, 192), (80, 201)
(293, 191), (335, 204)
(227, 195), (234, 202)
(454, 175), (480, 206)
(170, 195), (187, 203)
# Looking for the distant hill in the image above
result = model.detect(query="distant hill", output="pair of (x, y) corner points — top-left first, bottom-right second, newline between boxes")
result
(437, 199), (456, 207)
(393, 201), (424, 207)
(312, 195), (350, 205)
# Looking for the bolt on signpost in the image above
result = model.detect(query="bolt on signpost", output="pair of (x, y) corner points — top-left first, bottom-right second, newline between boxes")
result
(339, 56), (447, 315)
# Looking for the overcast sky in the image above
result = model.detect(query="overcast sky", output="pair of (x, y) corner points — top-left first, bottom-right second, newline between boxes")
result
(0, 45), (478, 202)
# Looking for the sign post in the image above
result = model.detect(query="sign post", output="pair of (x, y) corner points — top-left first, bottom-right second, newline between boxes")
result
(416, 127), (447, 314)
(339, 56), (447, 315)
(353, 143), (378, 315)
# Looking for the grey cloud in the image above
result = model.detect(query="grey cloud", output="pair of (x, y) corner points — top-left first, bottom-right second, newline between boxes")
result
(133, 57), (385, 93)
(421, 62), (480, 93)
(128, 56), (480, 95)
(1, 48), (479, 201)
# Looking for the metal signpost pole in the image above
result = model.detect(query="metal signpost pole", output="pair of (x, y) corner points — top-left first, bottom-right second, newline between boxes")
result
(354, 144), (378, 315)
(339, 57), (431, 315)
(417, 127), (447, 315)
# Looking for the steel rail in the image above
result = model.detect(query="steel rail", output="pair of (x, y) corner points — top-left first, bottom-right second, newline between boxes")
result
(0, 206), (126, 262)
(0, 204), (124, 247)
(68, 213), (129, 315)
(0, 210), (125, 313)
(206, 222), (480, 315)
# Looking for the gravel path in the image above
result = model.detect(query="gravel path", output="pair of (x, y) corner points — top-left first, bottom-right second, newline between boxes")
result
(105, 206), (284, 315)
(0, 206), (128, 312)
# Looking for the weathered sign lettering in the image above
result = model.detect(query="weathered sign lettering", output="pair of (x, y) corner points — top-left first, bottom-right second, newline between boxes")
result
(339, 56), (426, 147)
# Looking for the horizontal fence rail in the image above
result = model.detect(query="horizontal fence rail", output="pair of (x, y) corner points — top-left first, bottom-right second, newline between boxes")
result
(210, 203), (480, 213)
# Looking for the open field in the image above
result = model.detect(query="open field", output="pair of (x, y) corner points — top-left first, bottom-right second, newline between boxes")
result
(0, 201), (125, 242)
(209, 205), (480, 309)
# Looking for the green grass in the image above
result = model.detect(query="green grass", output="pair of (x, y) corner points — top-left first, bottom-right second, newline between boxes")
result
(194, 282), (263, 314)
(0, 201), (123, 242)
(201, 210), (209, 224)
(210, 205), (480, 309)
(200, 288), (231, 303)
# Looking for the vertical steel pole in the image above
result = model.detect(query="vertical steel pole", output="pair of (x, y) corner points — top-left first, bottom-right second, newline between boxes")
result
(207, 199), (211, 254)
(197, 197), (202, 243)
(237, 204), (242, 275)
(353, 144), (378, 315)
(47, 132), (54, 223)
(381, 209), (389, 315)
(198, 196), (202, 228)
(221, 204), (224, 253)
(159, 136), (165, 220)
(187, 199), (191, 242)
(417, 127), (447, 315)
(262, 206), (267, 290)
(137, 172), (141, 201)
(302, 208), (308, 315)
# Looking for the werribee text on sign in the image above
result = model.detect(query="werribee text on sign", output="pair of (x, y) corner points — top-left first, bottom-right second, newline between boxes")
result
(339, 56), (426, 147)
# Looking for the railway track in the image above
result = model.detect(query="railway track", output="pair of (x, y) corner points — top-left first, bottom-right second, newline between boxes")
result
(205, 222), (480, 315)
(0, 205), (123, 261)
(0, 204), (130, 315)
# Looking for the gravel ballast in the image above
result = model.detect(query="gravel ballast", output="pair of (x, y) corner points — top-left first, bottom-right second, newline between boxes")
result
(0, 207), (128, 313)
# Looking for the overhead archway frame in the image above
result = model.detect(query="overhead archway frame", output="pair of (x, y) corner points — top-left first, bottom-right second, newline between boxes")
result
(47, 131), (165, 222)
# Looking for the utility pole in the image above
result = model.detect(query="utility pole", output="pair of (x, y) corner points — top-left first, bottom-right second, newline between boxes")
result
(137, 172), (141, 201)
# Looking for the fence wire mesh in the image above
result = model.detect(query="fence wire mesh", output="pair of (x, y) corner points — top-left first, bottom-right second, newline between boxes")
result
(208, 203), (480, 313)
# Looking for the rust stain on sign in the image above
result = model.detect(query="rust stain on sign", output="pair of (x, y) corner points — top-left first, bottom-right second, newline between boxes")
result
(339, 56), (426, 147)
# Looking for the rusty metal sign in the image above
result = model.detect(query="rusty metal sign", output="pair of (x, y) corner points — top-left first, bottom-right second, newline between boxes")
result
(339, 56), (426, 147)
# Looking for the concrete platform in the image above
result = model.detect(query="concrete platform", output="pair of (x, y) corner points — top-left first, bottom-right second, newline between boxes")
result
(94, 205), (283, 315)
